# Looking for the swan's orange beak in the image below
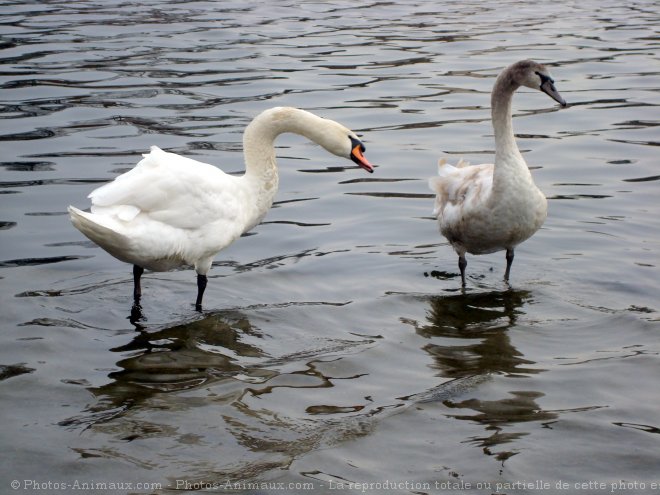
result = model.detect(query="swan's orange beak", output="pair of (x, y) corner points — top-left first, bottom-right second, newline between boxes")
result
(350, 140), (374, 173)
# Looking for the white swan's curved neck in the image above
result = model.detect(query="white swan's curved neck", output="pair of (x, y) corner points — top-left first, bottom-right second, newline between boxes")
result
(243, 107), (334, 175)
(240, 107), (339, 222)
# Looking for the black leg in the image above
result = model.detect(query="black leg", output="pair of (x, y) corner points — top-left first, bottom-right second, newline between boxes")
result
(195, 273), (207, 311)
(458, 255), (467, 286)
(504, 248), (514, 281)
(130, 301), (146, 325)
(133, 265), (144, 302)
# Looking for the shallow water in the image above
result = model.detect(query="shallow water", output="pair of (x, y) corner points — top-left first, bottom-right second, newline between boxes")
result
(1, 1), (659, 493)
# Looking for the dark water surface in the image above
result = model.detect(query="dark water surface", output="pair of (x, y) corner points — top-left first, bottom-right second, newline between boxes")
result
(1, 1), (659, 493)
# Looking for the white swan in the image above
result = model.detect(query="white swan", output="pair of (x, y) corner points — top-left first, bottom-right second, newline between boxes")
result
(69, 107), (374, 309)
(429, 60), (566, 285)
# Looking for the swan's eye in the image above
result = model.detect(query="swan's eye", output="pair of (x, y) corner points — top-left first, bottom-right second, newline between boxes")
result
(535, 71), (554, 86)
(349, 136), (365, 152)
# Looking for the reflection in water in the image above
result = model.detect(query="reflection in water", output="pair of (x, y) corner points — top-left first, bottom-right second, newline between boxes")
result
(444, 391), (558, 462)
(404, 290), (556, 462)
(59, 307), (379, 481)
(110, 311), (266, 388)
(61, 310), (268, 430)
(62, 290), (557, 473)
(410, 290), (540, 377)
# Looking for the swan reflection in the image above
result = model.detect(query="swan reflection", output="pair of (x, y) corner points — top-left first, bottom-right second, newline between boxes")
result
(414, 289), (540, 377)
(59, 310), (269, 431)
(60, 305), (375, 481)
(405, 289), (557, 462)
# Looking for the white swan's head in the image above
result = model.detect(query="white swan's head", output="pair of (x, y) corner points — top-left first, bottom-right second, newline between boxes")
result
(251, 107), (375, 173)
(510, 60), (567, 107)
(348, 135), (373, 173)
(315, 117), (374, 174)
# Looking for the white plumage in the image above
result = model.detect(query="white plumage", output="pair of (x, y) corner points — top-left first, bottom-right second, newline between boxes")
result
(429, 60), (567, 285)
(69, 107), (374, 309)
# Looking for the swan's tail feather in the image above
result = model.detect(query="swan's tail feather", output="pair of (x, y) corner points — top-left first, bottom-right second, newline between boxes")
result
(430, 158), (457, 193)
(68, 206), (133, 261)
(428, 176), (447, 218)
(429, 157), (469, 218)
(436, 157), (461, 176)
